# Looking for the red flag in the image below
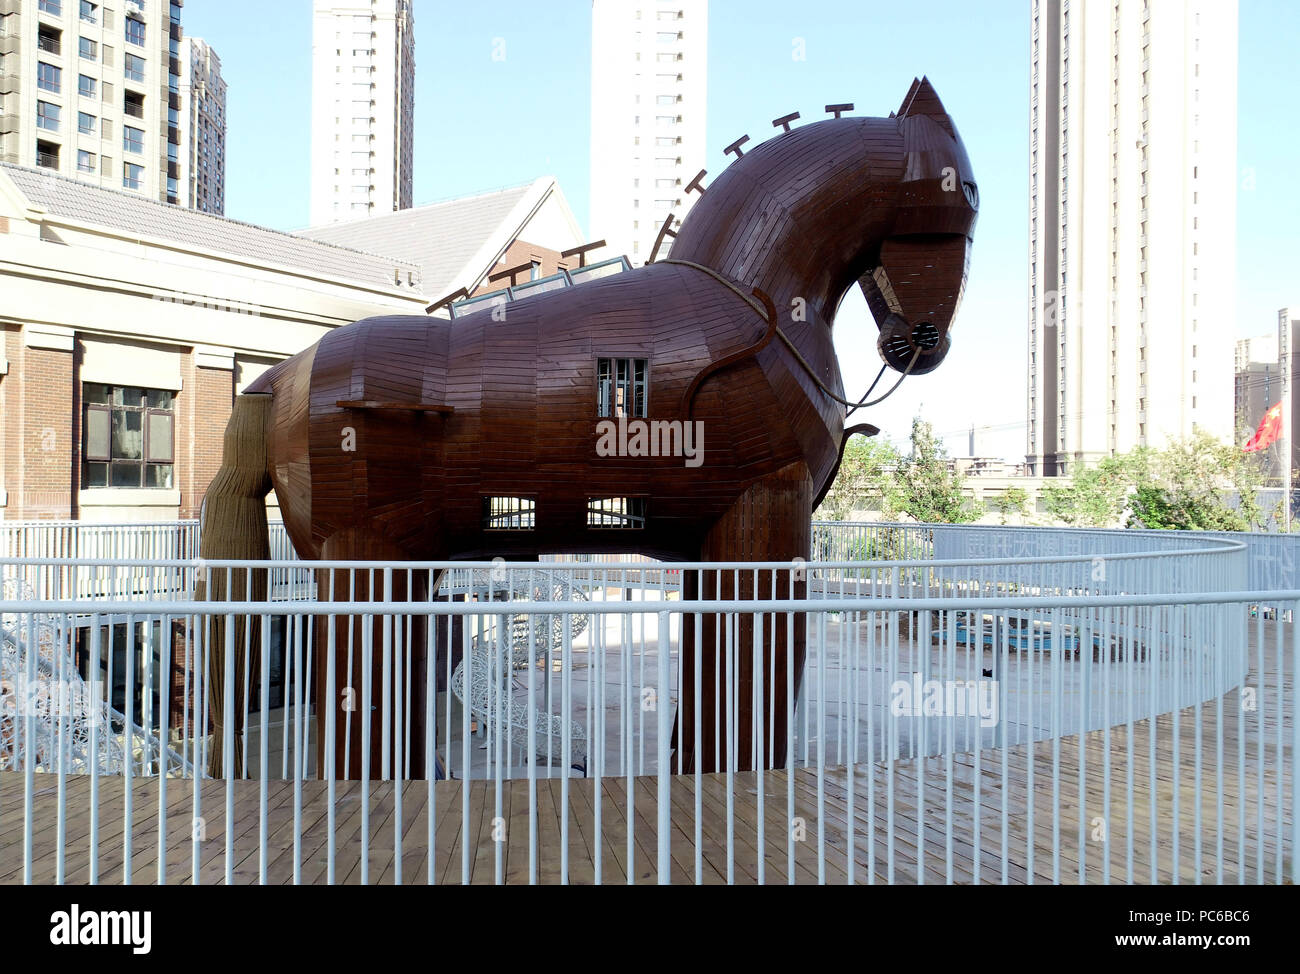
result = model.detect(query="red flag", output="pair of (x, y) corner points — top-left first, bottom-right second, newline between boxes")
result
(1244, 401), (1283, 452)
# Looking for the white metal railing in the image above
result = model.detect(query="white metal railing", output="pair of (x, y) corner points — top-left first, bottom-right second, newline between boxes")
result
(0, 520), (201, 562)
(4, 517), (1295, 590)
(810, 521), (1300, 596)
(5, 517), (1288, 599)
(1, 542), (1292, 885)
(0, 576), (190, 779)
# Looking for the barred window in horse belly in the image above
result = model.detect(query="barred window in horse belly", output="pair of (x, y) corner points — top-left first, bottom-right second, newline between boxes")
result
(483, 496), (536, 531)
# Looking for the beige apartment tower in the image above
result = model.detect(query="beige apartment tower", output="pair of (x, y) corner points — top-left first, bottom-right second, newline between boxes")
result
(179, 34), (223, 214)
(589, 0), (708, 264)
(308, 0), (415, 226)
(0, 0), (185, 204)
(1026, 0), (1237, 475)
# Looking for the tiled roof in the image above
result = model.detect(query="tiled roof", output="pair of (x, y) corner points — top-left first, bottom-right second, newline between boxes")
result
(1, 164), (419, 290)
(297, 181), (538, 299)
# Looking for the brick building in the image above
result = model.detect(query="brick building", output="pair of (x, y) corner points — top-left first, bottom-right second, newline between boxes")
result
(0, 164), (590, 523)
(0, 161), (426, 521)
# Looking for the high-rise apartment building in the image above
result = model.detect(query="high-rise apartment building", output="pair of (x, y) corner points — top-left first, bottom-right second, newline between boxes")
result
(308, 0), (414, 227)
(589, 0), (707, 263)
(0, 0), (185, 204)
(179, 35), (223, 214)
(1026, 0), (1237, 476)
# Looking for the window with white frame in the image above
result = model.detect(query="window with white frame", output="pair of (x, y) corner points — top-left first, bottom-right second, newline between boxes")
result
(38, 61), (62, 93)
(83, 384), (175, 489)
(36, 101), (61, 131)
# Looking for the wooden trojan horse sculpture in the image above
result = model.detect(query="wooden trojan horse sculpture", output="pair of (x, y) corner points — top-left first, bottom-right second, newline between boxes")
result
(199, 77), (977, 778)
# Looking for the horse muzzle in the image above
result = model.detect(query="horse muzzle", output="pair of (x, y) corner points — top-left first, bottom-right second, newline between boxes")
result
(876, 313), (951, 376)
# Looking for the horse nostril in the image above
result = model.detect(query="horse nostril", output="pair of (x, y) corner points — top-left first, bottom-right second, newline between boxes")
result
(912, 321), (941, 350)
(880, 330), (913, 363)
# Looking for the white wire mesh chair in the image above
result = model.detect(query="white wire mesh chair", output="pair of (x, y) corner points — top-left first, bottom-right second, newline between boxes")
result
(0, 574), (187, 776)
(452, 568), (591, 771)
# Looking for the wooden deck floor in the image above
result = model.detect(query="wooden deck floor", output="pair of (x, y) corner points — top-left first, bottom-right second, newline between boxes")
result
(1, 622), (1293, 884)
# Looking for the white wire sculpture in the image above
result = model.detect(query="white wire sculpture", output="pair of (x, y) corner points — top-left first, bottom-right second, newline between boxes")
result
(451, 568), (591, 770)
(0, 574), (187, 777)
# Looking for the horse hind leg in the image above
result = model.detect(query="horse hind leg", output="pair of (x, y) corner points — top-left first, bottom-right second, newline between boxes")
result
(197, 392), (274, 779)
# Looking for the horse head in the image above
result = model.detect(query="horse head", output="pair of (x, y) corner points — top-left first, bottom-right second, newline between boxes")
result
(860, 77), (978, 376)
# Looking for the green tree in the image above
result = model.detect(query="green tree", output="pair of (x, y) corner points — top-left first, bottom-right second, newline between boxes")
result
(1040, 432), (1274, 531)
(1041, 452), (1146, 527)
(1270, 469), (1299, 532)
(886, 417), (980, 524)
(1126, 430), (1265, 531)
(992, 485), (1030, 525)
(814, 435), (899, 521)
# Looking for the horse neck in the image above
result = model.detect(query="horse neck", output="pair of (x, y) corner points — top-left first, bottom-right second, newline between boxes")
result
(668, 117), (905, 327)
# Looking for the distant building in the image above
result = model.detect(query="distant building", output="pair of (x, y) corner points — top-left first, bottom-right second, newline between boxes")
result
(299, 176), (586, 307)
(179, 36), (224, 214)
(0, 162), (425, 521)
(308, 0), (415, 226)
(1235, 334), (1277, 448)
(0, 0), (186, 204)
(949, 457), (1031, 479)
(1280, 307), (1300, 484)
(1027, 0), (1237, 475)
(589, 0), (707, 263)
(838, 469), (1049, 526)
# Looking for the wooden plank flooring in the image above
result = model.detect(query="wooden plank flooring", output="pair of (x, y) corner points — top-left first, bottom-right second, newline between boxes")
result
(1, 623), (1292, 884)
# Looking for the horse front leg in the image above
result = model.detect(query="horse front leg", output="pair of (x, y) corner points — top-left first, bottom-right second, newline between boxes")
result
(675, 460), (812, 774)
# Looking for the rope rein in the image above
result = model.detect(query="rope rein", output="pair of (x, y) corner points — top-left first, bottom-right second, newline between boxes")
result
(662, 257), (922, 412)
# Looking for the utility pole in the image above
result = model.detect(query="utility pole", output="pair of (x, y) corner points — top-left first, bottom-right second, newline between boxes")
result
(1281, 309), (1292, 532)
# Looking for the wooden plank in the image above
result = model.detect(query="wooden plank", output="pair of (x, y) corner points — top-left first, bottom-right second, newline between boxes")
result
(335, 400), (454, 414)
(0, 618), (1290, 885)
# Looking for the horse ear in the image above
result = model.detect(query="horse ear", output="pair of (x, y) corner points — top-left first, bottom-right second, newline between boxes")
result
(898, 75), (955, 137)
(897, 77), (922, 116)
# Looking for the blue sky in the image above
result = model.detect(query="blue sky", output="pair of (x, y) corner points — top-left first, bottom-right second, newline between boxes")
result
(185, 0), (1299, 460)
